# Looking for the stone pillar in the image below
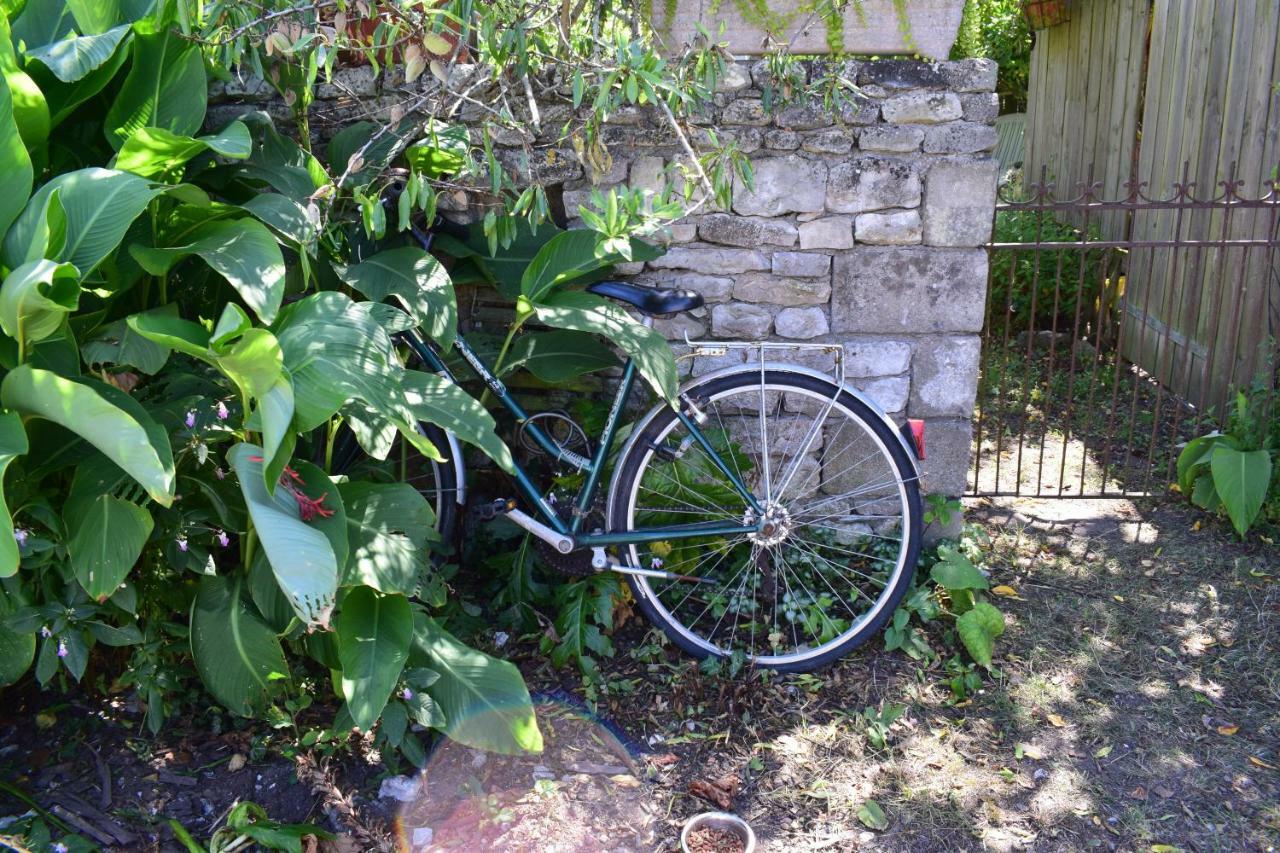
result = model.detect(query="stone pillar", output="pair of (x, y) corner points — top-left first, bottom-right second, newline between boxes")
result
(582, 58), (999, 499)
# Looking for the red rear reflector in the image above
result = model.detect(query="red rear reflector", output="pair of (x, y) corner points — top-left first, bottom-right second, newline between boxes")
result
(907, 419), (925, 459)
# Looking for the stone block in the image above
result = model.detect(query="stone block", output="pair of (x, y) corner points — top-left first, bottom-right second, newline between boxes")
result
(629, 155), (666, 194)
(772, 251), (831, 278)
(315, 66), (379, 99)
(798, 217), (854, 250)
(765, 129), (800, 150)
(801, 130), (854, 154)
(880, 92), (963, 124)
(827, 158), (921, 213)
(672, 273), (734, 302)
(722, 99), (772, 126)
(960, 93), (1000, 124)
(733, 273), (831, 305)
(653, 312), (707, 340)
(733, 156), (827, 216)
(838, 97), (881, 125)
(699, 214), (798, 248)
(775, 306), (828, 339)
(857, 60), (948, 91)
(775, 104), (831, 131)
(923, 159), (999, 247)
(919, 417), (973, 496)
(841, 338), (913, 377)
(648, 245), (771, 274)
(939, 58), (999, 93)
(855, 209), (923, 245)
(922, 122), (999, 154)
(711, 303), (773, 339)
(857, 125), (924, 153)
(832, 247), (987, 333)
(909, 335), (981, 417)
(853, 375), (909, 413)
(717, 62), (753, 93)
(665, 222), (698, 243)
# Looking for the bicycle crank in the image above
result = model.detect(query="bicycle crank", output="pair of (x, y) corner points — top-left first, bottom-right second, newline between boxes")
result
(591, 548), (716, 585)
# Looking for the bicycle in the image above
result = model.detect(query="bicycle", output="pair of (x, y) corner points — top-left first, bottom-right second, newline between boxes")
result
(337, 217), (926, 673)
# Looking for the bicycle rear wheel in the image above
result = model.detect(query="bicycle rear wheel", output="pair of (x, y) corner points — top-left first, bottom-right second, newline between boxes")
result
(607, 369), (921, 671)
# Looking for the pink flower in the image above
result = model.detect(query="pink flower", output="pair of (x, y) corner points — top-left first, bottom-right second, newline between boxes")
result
(13, 527), (26, 547)
(216, 401), (230, 421)
(215, 530), (230, 548)
(40, 625), (51, 638)
(56, 639), (68, 658)
(401, 688), (413, 701)
(176, 535), (189, 552)
(184, 410), (197, 428)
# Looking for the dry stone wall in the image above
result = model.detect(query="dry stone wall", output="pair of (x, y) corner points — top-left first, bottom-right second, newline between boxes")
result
(210, 57), (999, 497)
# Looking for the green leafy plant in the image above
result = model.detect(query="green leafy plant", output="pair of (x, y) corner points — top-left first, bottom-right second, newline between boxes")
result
(952, 0), (1032, 113)
(1177, 388), (1279, 537)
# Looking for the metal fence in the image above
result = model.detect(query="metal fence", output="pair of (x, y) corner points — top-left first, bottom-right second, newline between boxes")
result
(970, 164), (1280, 498)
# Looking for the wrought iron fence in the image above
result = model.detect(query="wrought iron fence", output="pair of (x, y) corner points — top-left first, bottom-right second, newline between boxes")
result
(970, 164), (1280, 498)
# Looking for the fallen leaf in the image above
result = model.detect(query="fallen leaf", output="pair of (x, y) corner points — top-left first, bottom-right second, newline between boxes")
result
(1047, 713), (1066, 728)
(1129, 785), (1148, 800)
(688, 774), (737, 810)
(35, 711), (56, 730)
(1248, 756), (1276, 770)
(857, 799), (889, 831)
(646, 753), (679, 768)
(1112, 595), (1126, 603)
(1150, 845), (1185, 853)
(228, 753), (247, 772)
(992, 585), (1020, 598)
(1018, 743), (1046, 760)
(1094, 744), (1112, 758)
(1153, 785), (1175, 799)
(1217, 724), (1239, 736)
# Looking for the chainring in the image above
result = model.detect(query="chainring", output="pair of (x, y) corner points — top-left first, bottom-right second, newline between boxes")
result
(534, 498), (605, 577)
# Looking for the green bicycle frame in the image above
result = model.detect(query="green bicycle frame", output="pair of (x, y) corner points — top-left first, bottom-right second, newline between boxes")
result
(403, 330), (764, 549)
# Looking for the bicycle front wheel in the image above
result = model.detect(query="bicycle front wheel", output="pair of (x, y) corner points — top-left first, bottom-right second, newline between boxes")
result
(607, 369), (922, 671)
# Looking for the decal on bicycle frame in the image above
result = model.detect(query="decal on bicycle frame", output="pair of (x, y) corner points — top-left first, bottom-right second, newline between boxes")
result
(453, 336), (506, 396)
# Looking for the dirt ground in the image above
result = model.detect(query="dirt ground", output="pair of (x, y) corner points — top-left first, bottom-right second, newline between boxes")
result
(1, 498), (1277, 852)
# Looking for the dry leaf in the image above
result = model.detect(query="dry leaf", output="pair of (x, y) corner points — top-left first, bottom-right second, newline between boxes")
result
(228, 753), (247, 772)
(1047, 713), (1066, 728)
(688, 778), (733, 810)
(1128, 785), (1147, 800)
(992, 585), (1020, 597)
(1112, 595), (1125, 603)
(1217, 724), (1239, 736)
(1094, 744), (1112, 758)
(1019, 743), (1046, 760)
(1248, 756), (1276, 770)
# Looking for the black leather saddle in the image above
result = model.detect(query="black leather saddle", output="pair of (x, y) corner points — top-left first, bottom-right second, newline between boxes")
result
(586, 280), (704, 316)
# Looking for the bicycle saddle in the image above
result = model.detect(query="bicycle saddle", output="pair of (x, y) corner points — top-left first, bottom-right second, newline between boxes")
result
(586, 280), (704, 316)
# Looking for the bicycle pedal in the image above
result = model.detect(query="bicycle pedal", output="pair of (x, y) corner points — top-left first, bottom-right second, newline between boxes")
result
(476, 498), (516, 520)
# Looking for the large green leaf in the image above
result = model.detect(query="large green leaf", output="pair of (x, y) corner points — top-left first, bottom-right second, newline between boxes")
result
(68, 494), (152, 601)
(0, 412), (28, 577)
(412, 615), (543, 754)
(521, 230), (660, 302)
(956, 601), (1005, 668)
(273, 292), (404, 431)
(500, 330), (620, 382)
(229, 444), (338, 628)
(337, 482), (436, 594)
(3, 187), (64, 269)
(215, 328), (283, 400)
(2, 167), (167, 275)
(0, 259), (79, 351)
(0, 13), (50, 149)
(241, 193), (315, 249)
(124, 307), (210, 359)
(0, 583), (35, 687)
(36, 35), (130, 127)
(531, 290), (677, 403)
(0, 74), (33, 239)
(336, 585), (413, 730)
(1176, 433), (1225, 493)
(0, 366), (174, 505)
(259, 376), (294, 485)
(191, 575), (289, 716)
(10, 0), (74, 50)
(104, 28), (206, 149)
(929, 545), (989, 592)
(1210, 446), (1272, 537)
(24, 23), (130, 82)
(434, 219), (563, 298)
(115, 121), (252, 179)
(81, 314), (171, 374)
(132, 219), (285, 323)
(337, 247), (457, 349)
(401, 370), (514, 473)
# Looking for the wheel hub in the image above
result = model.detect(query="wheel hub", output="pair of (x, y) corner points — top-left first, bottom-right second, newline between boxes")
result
(747, 502), (792, 547)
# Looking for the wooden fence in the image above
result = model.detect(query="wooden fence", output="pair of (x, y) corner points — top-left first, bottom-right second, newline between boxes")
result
(1022, 0), (1280, 411)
